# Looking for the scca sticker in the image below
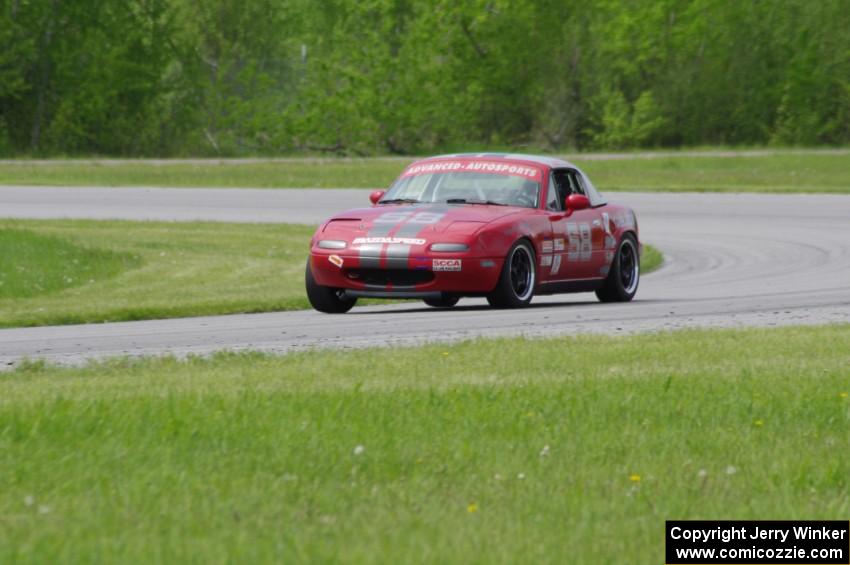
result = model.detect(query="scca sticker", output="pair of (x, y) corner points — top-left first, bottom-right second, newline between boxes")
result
(328, 254), (344, 268)
(433, 259), (462, 272)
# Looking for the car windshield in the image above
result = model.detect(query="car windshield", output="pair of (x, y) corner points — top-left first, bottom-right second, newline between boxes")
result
(380, 171), (541, 208)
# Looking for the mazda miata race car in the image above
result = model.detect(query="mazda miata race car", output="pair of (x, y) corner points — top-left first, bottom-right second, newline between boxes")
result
(306, 153), (641, 313)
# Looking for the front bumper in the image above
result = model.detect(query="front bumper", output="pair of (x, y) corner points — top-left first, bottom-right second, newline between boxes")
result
(343, 289), (444, 299)
(309, 250), (504, 295)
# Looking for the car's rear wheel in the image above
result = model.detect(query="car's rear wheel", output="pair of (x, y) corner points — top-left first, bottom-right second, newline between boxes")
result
(423, 293), (460, 308)
(305, 260), (357, 313)
(596, 234), (639, 302)
(487, 240), (536, 308)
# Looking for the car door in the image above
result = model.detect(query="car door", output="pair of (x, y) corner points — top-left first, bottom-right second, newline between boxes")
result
(544, 169), (607, 281)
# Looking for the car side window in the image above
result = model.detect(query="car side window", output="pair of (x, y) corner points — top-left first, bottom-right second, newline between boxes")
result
(551, 169), (577, 206)
(545, 172), (561, 210)
(567, 170), (587, 196)
(553, 171), (571, 196)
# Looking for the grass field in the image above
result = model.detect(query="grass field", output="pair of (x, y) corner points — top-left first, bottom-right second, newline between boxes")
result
(1, 151), (849, 192)
(0, 219), (662, 328)
(0, 220), (314, 327)
(2, 325), (848, 562)
(641, 244), (662, 276)
(0, 228), (139, 300)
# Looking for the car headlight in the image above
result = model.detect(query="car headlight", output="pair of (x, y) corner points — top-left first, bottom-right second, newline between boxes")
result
(430, 243), (469, 252)
(317, 240), (347, 250)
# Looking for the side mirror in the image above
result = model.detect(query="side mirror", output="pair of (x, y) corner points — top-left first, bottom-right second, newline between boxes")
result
(565, 194), (590, 211)
(369, 190), (385, 205)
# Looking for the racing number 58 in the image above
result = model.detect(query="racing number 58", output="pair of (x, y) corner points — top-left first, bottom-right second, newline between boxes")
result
(374, 211), (444, 224)
(566, 222), (592, 262)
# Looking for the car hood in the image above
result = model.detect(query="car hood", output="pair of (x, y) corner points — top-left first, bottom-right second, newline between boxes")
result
(322, 204), (524, 237)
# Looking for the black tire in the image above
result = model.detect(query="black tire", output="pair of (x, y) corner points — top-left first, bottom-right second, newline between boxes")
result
(305, 260), (357, 313)
(423, 293), (460, 308)
(486, 240), (536, 308)
(596, 234), (640, 303)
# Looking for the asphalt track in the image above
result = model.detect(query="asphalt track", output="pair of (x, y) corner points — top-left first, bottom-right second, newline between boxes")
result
(1, 187), (850, 367)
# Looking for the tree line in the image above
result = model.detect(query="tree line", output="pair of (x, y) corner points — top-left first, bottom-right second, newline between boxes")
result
(1, 0), (848, 156)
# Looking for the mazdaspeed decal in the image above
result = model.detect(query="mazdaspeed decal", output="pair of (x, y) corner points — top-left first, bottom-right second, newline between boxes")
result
(433, 259), (462, 272)
(353, 237), (426, 245)
(359, 208), (448, 269)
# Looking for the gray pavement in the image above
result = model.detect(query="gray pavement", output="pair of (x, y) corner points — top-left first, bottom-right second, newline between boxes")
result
(1, 188), (849, 367)
(0, 186), (364, 224)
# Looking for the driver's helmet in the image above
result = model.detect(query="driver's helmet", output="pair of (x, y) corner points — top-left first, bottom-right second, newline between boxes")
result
(516, 179), (538, 206)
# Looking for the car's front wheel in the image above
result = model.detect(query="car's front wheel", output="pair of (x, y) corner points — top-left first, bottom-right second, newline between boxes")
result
(424, 293), (460, 308)
(596, 234), (639, 302)
(487, 240), (536, 308)
(305, 260), (357, 313)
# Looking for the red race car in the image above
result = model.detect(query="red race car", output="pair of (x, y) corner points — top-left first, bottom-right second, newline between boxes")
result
(306, 153), (641, 313)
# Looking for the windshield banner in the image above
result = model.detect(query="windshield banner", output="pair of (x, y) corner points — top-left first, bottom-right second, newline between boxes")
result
(401, 160), (543, 181)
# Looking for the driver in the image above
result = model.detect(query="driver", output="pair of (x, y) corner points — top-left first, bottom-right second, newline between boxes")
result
(510, 179), (539, 207)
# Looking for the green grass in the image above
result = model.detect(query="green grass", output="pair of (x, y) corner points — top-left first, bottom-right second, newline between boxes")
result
(1, 325), (849, 563)
(0, 220), (315, 327)
(1, 151), (849, 192)
(0, 219), (662, 328)
(641, 243), (662, 273)
(0, 228), (138, 299)
(0, 159), (406, 189)
(578, 152), (850, 193)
